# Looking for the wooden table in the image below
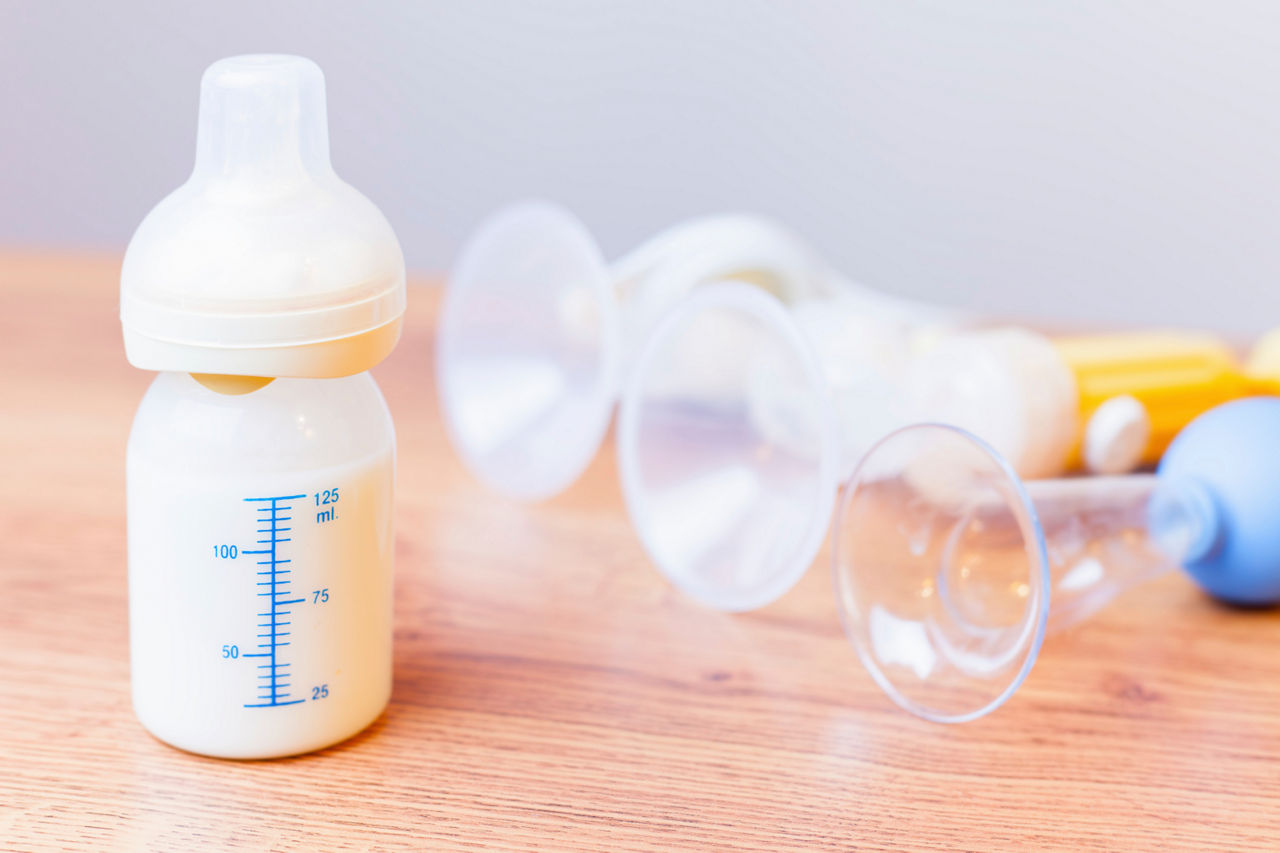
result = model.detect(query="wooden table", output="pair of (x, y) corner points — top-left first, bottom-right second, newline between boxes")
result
(2, 251), (1278, 851)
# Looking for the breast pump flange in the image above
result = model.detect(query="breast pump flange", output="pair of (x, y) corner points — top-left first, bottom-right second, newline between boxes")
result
(617, 284), (843, 612)
(434, 201), (905, 501)
(619, 282), (1280, 721)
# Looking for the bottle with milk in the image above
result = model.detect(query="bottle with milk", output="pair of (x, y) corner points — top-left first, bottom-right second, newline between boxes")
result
(120, 55), (405, 758)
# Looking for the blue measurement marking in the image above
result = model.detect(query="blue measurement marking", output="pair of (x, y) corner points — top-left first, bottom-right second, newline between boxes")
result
(242, 494), (307, 708)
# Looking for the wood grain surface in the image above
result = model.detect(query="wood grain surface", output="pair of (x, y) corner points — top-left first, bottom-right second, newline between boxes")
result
(2, 251), (1279, 851)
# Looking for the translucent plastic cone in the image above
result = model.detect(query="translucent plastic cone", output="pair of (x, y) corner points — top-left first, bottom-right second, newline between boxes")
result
(437, 202), (619, 500)
(617, 285), (841, 611)
(831, 423), (1222, 722)
(437, 202), (834, 500)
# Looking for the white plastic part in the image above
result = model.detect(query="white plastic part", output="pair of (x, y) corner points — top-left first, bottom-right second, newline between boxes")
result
(907, 328), (1079, 479)
(121, 55), (406, 378)
(437, 201), (839, 501)
(128, 372), (395, 758)
(1084, 394), (1151, 475)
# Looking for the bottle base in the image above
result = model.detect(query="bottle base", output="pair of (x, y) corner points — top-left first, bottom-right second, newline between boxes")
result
(134, 692), (391, 760)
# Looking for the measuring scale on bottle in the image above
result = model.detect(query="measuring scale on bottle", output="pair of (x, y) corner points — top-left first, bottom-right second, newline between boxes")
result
(236, 489), (348, 709)
(241, 493), (313, 710)
(121, 55), (403, 759)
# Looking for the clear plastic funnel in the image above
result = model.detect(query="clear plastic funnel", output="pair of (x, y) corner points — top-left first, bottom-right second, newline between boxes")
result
(437, 202), (619, 500)
(832, 423), (1220, 722)
(618, 285), (839, 611)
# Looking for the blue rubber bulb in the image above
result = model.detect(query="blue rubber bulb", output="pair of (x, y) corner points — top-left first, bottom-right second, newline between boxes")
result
(1158, 396), (1280, 604)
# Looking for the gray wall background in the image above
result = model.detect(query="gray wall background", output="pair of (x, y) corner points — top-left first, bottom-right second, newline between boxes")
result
(3, 1), (1280, 332)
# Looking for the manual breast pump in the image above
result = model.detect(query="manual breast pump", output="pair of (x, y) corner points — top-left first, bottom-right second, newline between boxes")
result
(121, 55), (405, 758)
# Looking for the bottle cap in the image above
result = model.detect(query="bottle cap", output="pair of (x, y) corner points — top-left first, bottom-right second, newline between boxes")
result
(121, 55), (405, 378)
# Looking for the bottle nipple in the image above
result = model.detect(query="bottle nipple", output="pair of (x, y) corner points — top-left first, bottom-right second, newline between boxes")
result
(193, 55), (331, 196)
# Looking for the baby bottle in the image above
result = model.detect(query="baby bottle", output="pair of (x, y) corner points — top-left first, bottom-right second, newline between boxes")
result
(120, 55), (405, 758)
